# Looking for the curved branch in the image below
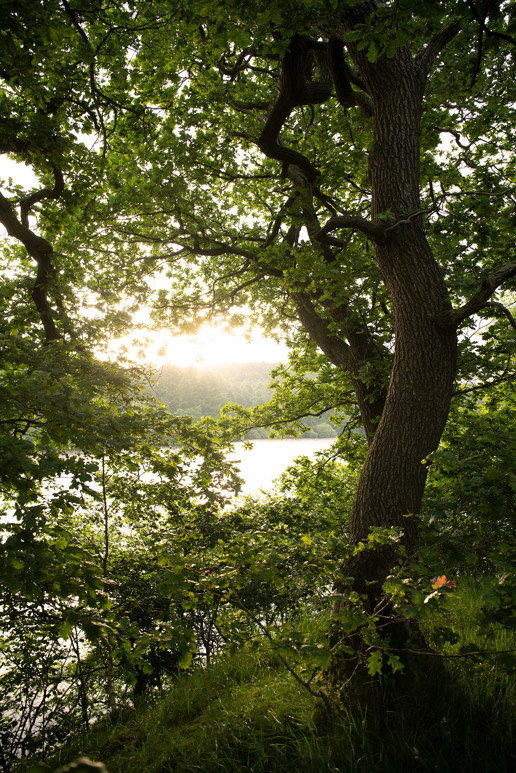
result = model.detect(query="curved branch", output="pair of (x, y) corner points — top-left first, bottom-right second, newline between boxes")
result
(187, 238), (262, 264)
(328, 37), (374, 117)
(258, 35), (333, 183)
(315, 213), (387, 243)
(219, 46), (255, 79)
(253, 33), (373, 183)
(292, 291), (387, 443)
(0, 191), (61, 341)
(435, 263), (516, 329)
(19, 167), (65, 227)
(226, 396), (354, 434)
(418, 22), (461, 77)
(482, 301), (516, 329)
(262, 194), (298, 247)
(226, 94), (270, 113)
(465, 0), (516, 46)
(174, 238), (284, 280)
(432, 126), (471, 151)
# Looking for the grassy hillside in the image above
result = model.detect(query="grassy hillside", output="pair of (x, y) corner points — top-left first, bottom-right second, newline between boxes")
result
(28, 591), (516, 773)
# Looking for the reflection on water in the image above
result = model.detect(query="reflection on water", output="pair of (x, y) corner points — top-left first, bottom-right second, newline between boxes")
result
(227, 437), (335, 496)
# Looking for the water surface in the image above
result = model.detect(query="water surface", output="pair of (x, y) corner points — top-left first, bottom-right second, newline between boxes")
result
(228, 437), (335, 496)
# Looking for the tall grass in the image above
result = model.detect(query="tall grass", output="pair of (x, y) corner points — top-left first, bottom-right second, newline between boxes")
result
(23, 584), (515, 773)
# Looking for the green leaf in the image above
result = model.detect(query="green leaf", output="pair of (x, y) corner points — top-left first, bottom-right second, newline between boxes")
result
(367, 650), (384, 677)
(367, 41), (378, 62)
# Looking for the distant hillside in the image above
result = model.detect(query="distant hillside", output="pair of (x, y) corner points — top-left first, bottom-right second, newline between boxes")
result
(151, 362), (337, 438)
(151, 361), (274, 416)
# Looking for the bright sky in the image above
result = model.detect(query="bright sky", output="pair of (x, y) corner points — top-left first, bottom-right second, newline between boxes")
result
(108, 324), (288, 368)
(165, 328), (288, 367)
(0, 156), (38, 189)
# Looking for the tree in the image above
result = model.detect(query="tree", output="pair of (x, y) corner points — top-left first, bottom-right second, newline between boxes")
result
(1, 0), (515, 692)
(0, 333), (241, 762)
(94, 0), (515, 643)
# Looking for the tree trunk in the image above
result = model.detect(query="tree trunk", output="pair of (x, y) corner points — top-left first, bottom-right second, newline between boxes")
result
(333, 47), (457, 620)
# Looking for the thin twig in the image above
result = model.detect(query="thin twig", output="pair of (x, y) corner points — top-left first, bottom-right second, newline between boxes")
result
(228, 587), (333, 714)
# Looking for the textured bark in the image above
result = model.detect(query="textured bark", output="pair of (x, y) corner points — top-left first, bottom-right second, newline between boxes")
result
(333, 40), (458, 611)
(256, 32), (390, 442)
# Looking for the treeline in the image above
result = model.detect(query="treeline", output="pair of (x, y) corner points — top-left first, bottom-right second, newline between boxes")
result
(152, 362), (338, 438)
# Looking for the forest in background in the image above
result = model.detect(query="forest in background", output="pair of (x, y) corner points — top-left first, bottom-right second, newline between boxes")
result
(152, 362), (339, 438)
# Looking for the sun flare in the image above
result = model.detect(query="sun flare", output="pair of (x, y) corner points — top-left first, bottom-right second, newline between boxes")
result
(106, 323), (288, 369)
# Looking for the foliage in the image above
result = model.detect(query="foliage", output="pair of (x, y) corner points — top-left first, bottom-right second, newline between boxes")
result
(0, 392), (346, 765)
(29, 598), (516, 773)
(0, 332), (243, 763)
(423, 384), (516, 573)
(153, 359), (342, 438)
(1, 0), (516, 766)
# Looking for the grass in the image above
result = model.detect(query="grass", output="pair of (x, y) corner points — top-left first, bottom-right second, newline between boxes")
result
(22, 587), (516, 773)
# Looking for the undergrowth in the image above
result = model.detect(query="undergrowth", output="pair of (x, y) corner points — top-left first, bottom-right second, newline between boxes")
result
(21, 585), (516, 773)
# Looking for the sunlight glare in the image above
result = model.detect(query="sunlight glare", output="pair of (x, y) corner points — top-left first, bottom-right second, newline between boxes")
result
(107, 324), (288, 368)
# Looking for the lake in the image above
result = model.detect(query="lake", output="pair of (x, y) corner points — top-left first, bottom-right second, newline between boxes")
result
(17, 439), (337, 511)
(227, 437), (336, 496)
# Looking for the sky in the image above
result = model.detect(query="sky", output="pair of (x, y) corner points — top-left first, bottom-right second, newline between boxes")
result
(106, 323), (288, 368)
(159, 327), (288, 367)
(1, 157), (288, 368)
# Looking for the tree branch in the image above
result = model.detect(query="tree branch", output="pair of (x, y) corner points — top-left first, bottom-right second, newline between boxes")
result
(465, 0), (516, 46)
(435, 263), (516, 329)
(218, 46), (256, 79)
(227, 586), (332, 714)
(418, 22), (461, 77)
(315, 213), (387, 244)
(432, 126), (471, 151)
(19, 167), (65, 227)
(226, 93), (270, 113)
(226, 396), (353, 435)
(257, 33), (375, 183)
(262, 195), (298, 247)
(258, 35), (334, 183)
(182, 238), (266, 266)
(482, 301), (516, 329)
(329, 36), (374, 117)
(0, 191), (61, 341)
(453, 354), (513, 396)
